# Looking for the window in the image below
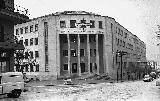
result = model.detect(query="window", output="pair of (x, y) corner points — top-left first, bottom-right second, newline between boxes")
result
(70, 20), (76, 28)
(94, 49), (96, 56)
(25, 39), (28, 46)
(30, 38), (33, 45)
(25, 26), (28, 33)
(36, 64), (39, 72)
(90, 20), (95, 28)
(35, 24), (38, 31)
(25, 52), (29, 59)
(70, 35), (77, 43)
(71, 49), (77, 57)
(30, 64), (33, 72)
(35, 51), (39, 58)
(63, 50), (68, 56)
(125, 33), (127, 38)
(80, 49), (85, 57)
(80, 35), (85, 43)
(30, 25), (33, 32)
(63, 64), (68, 70)
(30, 51), (33, 58)
(19, 40), (23, 45)
(98, 21), (103, 29)
(16, 29), (19, 35)
(35, 38), (38, 45)
(90, 49), (92, 57)
(80, 63), (85, 73)
(62, 35), (68, 43)
(20, 28), (23, 34)
(80, 20), (86, 28)
(60, 21), (66, 28)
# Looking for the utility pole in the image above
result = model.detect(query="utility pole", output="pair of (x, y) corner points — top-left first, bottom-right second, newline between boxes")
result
(116, 50), (127, 82)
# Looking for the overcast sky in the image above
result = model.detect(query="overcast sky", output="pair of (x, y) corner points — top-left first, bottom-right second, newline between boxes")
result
(15, 0), (160, 61)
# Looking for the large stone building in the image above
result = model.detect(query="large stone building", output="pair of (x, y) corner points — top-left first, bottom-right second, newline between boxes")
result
(14, 11), (146, 80)
(0, 0), (29, 73)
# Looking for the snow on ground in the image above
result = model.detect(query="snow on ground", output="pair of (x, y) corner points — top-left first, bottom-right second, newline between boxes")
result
(21, 80), (150, 101)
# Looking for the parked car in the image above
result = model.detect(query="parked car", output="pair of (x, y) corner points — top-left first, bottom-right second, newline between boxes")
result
(143, 75), (153, 82)
(156, 78), (160, 86)
(0, 72), (24, 98)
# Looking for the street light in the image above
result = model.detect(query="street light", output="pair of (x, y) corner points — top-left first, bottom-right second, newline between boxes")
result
(116, 50), (127, 82)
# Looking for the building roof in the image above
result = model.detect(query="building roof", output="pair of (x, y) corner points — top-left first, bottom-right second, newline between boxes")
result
(54, 11), (101, 16)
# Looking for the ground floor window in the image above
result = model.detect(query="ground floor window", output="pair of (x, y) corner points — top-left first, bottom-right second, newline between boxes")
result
(72, 63), (77, 73)
(80, 63), (85, 73)
(63, 64), (68, 71)
(36, 64), (39, 72)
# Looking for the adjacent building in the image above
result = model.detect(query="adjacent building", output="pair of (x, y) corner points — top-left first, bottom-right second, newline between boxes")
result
(0, 0), (29, 73)
(14, 11), (146, 80)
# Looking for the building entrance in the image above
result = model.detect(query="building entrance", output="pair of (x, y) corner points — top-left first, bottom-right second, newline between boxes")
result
(72, 63), (77, 73)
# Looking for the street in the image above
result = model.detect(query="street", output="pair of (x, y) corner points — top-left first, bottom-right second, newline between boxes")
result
(0, 79), (159, 101)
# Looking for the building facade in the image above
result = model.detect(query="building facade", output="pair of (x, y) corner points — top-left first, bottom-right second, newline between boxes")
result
(0, 0), (29, 73)
(14, 11), (146, 80)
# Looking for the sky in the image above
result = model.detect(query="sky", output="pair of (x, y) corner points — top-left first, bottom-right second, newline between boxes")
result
(15, 0), (160, 62)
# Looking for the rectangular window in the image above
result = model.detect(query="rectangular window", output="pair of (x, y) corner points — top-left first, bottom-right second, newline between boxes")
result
(30, 25), (33, 32)
(35, 38), (38, 45)
(63, 50), (68, 56)
(70, 20), (76, 28)
(25, 52), (29, 59)
(25, 39), (28, 46)
(98, 21), (103, 29)
(94, 49), (96, 56)
(0, 26), (4, 42)
(30, 64), (33, 72)
(35, 24), (38, 31)
(80, 49), (85, 57)
(60, 21), (66, 28)
(30, 51), (33, 59)
(71, 49), (77, 57)
(36, 64), (39, 72)
(16, 29), (19, 35)
(30, 38), (33, 45)
(25, 26), (28, 33)
(80, 20), (86, 28)
(20, 28), (23, 34)
(62, 35), (68, 43)
(19, 40), (23, 45)
(90, 20), (95, 28)
(35, 51), (39, 58)
(70, 35), (77, 43)
(90, 49), (92, 57)
(80, 35), (85, 43)
(63, 64), (68, 71)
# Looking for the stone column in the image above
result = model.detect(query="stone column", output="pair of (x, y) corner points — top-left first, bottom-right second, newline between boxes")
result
(78, 34), (81, 76)
(67, 34), (71, 76)
(87, 34), (91, 74)
(96, 34), (99, 74)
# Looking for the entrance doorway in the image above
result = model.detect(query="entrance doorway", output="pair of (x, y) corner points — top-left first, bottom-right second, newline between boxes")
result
(72, 63), (77, 73)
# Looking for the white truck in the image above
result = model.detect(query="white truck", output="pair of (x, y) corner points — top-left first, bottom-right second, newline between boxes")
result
(0, 72), (24, 98)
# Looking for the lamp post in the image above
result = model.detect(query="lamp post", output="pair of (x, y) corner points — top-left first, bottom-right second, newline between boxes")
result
(116, 50), (127, 82)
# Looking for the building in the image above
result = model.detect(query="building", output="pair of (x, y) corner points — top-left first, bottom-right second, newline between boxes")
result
(0, 0), (29, 73)
(14, 11), (146, 80)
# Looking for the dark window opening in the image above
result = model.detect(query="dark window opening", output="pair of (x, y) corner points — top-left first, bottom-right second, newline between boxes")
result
(20, 28), (23, 34)
(90, 20), (95, 28)
(35, 24), (38, 31)
(60, 21), (66, 28)
(25, 52), (29, 59)
(80, 49), (85, 57)
(63, 64), (68, 70)
(90, 49), (92, 57)
(70, 20), (76, 28)
(30, 25), (33, 32)
(72, 63), (77, 73)
(35, 51), (39, 58)
(30, 51), (33, 59)
(35, 38), (38, 45)
(80, 35), (85, 43)
(25, 27), (28, 33)
(80, 20), (86, 28)
(62, 35), (68, 43)
(80, 63), (85, 73)
(98, 21), (103, 29)
(16, 29), (19, 35)
(70, 35), (77, 43)
(30, 38), (33, 45)
(90, 63), (93, 73)
(36, 64), (39, 72)
(94, 49), (96, 56)
(63, 50), (68, 56)
(30, 64), (33, 72)
(71, 49), (77, 57)
(25, 39), (28, 46)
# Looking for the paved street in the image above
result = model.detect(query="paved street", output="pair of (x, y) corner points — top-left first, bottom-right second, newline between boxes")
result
(0, 79), (160, 101)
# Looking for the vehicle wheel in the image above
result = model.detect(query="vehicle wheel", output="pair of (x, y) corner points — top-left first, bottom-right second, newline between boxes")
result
(11, 90), (21, 98)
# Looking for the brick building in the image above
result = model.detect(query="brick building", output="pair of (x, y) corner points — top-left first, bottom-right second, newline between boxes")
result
(14, 11), (146, 80)
(0, 0), (29, 73)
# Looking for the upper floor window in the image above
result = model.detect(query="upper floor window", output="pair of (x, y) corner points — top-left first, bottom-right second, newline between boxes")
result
(35, 51), (39, 58)
(30, 25), (33, 32)
(80, 20), (86, 28)
(30, 38), (33, 45)
(98, 21), (103, 29)
(35, 38), (38, 45)
(70, 20), (76, 28)
(60, 21), (66, 28)
(25, 27), (28, 33)
(71, 49), (77, 57)
(35, 24), (38, 31)
(20, 28), (23, 34)
(80, 49), (85, 57)
(70, 35), (77, 43)
(16, 29), (19, 35)
(90, 20), (95, 28)
(30, 51), (33, 58)
(25, 39), (28, 46)
(63, 50), (68, 56)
